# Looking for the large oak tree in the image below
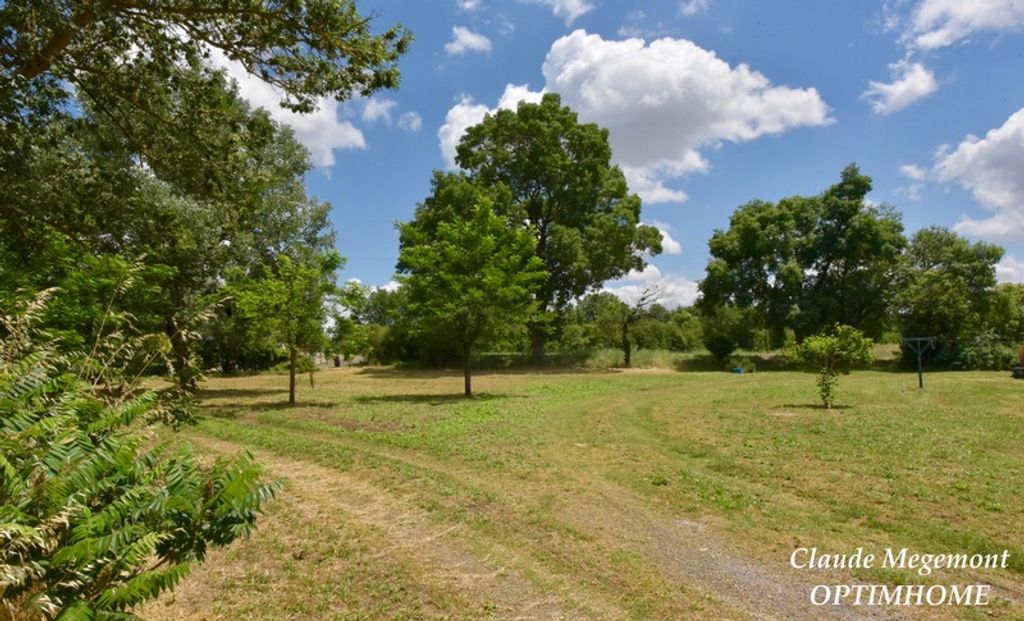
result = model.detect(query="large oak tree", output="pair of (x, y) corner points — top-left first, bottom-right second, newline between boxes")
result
(699, 165), (906, 344)
(456, 93), (662, 364)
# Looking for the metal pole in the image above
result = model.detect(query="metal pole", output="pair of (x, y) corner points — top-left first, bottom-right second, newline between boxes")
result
(917, 351), (923, 388)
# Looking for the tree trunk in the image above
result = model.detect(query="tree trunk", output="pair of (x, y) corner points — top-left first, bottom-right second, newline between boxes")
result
(288, 346), (297, 405)
(530, 328), (546, 366)
(462, 342), (472, 397)
(621, 322), (632, 368)
(164, 318), (195, 390)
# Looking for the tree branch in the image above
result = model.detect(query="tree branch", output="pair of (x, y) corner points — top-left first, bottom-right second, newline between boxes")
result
(17, 8), (98, 80)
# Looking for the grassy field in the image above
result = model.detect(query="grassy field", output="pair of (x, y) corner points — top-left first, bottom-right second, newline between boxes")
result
(141, 365), (1024, 620)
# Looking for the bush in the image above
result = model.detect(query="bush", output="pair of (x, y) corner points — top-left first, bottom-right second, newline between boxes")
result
(701, 306), (754, 362)
(0, 296), (278, 619)
(952, 332), (1018, 370)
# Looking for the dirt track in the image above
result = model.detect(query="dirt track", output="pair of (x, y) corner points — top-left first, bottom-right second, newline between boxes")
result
(142, 435), (905, 621)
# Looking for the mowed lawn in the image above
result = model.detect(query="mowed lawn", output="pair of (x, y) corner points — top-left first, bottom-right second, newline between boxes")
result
(142, 366), (1024, 621)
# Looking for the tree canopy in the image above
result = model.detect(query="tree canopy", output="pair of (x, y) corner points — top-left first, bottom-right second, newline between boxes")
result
(455, 93), (662, 363)
(397, 173), (544, 395)
(236, 247), (342, 404)
(894, 226), (1005, 365)
(700, 165), (905, 344)
(1, 0), (410, 120)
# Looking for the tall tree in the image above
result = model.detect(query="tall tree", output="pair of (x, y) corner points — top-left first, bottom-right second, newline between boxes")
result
(699, 165), (905, 343)
(455, 93), (662, 364)
(1, 82), (337, 387)
(398, 173), (544, 396)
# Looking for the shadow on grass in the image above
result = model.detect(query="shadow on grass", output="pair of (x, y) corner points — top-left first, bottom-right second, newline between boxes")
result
(780, 403), (853, 411)
(352, 366), (617, 378)
(352, 392), (513, 405)
(201, 400), (340, 417)
(199, 387), (288, 400)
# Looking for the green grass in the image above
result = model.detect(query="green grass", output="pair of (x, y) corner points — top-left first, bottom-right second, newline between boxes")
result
(149, 365), (1024, 620)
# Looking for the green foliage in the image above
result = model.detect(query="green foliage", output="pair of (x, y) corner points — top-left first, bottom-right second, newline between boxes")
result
(455, 93), (662, 362)
(988, 283), (1024, 346)
(895, 227), (1006, 368)
(0, 295), (278, 619)
(787, 325), (874, 408)
(2, 0), (410, 124)
(702, 306), (756, 362)
(668, 307), (704, 352)
(816, 370), (840, 410)
(700, 165), (905, 344)
(397, 173), (545, 395)
(572, 292), (628, 350)
(952, 332), (1018, 371)
(198, 307), (282, 374)
(3, 0), (380, 388)
(236, 248), (342, 404)
(1, 71), (341, 388)
(331, 284), (420, 365)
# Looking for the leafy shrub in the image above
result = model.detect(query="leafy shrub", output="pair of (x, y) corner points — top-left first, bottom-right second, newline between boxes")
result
(270, 353), (317, 374)
(951, 332), (1018, 371)
(0, 295), (278, 619)
(701, 306), (755, 362)
(787, 325), (874, 408)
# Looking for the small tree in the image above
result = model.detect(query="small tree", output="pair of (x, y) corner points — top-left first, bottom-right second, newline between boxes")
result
(788, 324), (874, 408)
(237, 248), (342, 404)
(620, 287), (661, 368)
(397, 173), (544, 396)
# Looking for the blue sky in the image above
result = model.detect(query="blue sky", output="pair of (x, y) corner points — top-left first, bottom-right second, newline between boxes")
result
(221, 0), (1024, 306)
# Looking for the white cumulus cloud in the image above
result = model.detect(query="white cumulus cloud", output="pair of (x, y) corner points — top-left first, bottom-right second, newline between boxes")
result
(899, 163), (928, 200)
(362, 97), (397, 124)
(648, 220), (682, 254)
(445, 26), (492, 55)
(438, 30), (832, 204)
(679, 0), (710, 16)
(523, 0), (594, 25)
(997, 255), (1024, 283)
(457, 0), (481, 10)
(398, 111), (423, 132)
(936, 107), (1024, 241)
(605, 264), (699, 308)
(862, 60), (938, 115)
(209, 49), (365, 168)
(623, 167), (689, 204)
(900, 163), (928, 181)
(438, 85), (545, 168)
(544, 31), (832, 178)
(902, 0), (1024, 50)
